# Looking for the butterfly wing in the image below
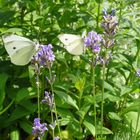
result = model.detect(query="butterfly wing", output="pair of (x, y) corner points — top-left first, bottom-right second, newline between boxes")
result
(65, 39), (84, 55)
(10, 44), (36, 65)
(58, 34), (84, 55)
(58, 34), (82, 45)
(2, 34), (37, 65)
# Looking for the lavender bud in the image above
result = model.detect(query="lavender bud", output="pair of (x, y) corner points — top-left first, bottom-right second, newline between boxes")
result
(54, 136), (60, 140)
(103, 9), (107, 16)
(42, 91), (54, 109)
(136, 69), (140, 77)
(32, 118), (48, 139)
(31, 44), (55, 68)
(111, 9), (116, 16)
(101, 10), (118, 37)
(84, 31), (102, 54)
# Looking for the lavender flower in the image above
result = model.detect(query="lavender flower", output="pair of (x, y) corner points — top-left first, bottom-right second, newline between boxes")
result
(42, 91), (54, 109)
(136, 69), (140, 77)
(95, 52), (113, 65)
(84, 31), (102, 53)
(32, 118), (48, 140)
(101, 9), (118, 49)
(111, 9), (116, 16)
(54, 136), (60, 140)
(101, 9), (118, 37)
(32, 44), (55, 68)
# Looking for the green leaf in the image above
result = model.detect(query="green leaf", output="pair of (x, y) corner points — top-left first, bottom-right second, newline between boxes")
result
(55, 94), (71, 109)
(76, 100), (91, 119)
(60, 118), (72, 126)
(74, 76), (86, 93)
(0, 73), (8, 110)
(15, 87), (36, 102)
(19, 120), (32, 134)
(97, 126), (113, 135)
(19, 100), (37, 112)
(104, 81), (115, 93)
(120, 85), (133, 96)
(0, 10), (15, 26)
(67, 118), (83, 139)
(122, 100), (140, 114)
(83, 120), (95, 136)
(57, 108), (74, 119)
(95, 0), (103, 3)
(104, 92), (121, 102)
(8, 102), (36, 122)
(108, 112), (121, 121)
(97, 80), (116, 93)
(8, 106), (30, 122)
(125, 111), (140, 133)
(9, 129), (20, 140)
(55, 90), (79, 110)
(61, 130), (73, 140)
(2, 28), (23, 34)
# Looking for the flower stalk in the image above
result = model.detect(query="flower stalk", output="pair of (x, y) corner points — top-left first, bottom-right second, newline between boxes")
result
(48, 67), (62, 140)
(92, 55), (97, 139)
(32, 44), (60, 139)
(84, 30), (102, 139)
(101, 59), (106, 139)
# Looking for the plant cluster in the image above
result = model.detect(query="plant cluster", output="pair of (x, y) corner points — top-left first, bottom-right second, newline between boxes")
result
(0, 0), (140, 140)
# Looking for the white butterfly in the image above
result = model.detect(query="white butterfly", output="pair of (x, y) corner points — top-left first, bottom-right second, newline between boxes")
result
(58, 34), (85, 55)
(2, 34), (38, 66)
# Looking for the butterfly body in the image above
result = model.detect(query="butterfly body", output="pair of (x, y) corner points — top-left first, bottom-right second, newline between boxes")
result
(2, 34), (38, 65)
(58, 34), (84, 55)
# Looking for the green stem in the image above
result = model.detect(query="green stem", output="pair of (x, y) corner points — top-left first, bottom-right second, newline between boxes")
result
(119, 1), (122, 24)
(51, 107), (55, 139)
(92, 55), (97, 139)
(134, 111), (140, 140)
(101, 60), (105, 139)
(48, 68), (55, 139)
(95, 3), (100, 139)
(48, 67), (62, 140)
(36, 70), (40, 118)
(134, 86), (140, 140)
(0, 99), (15, 115)
(36, 0), (41, 15)
(96, 2), (100, 29)
(79, 90), (84, 135)
(36, 0), (43, 42)
(79, 89), (83, 108)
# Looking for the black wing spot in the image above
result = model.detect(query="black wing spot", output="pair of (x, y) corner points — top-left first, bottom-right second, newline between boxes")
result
(65, 38), (68, 41)
(13, 47), (16, 50)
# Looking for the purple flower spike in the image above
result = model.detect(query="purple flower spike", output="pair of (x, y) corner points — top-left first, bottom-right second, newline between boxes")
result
(103, 9), (107, 16)
(42, 91), (54, 109)
(111, 9), (116, 16)
(92, 45), (101, 53)
(84, 37), (92, 46)
(32, 44), (55, 68)
(54, 136), (60, 140)
(136, 69), (140, 77)
(32, 118), (48, 139)
(101, 9), (118, 49)
(101, 9), (118, 38)
(84, 31), (102, 54)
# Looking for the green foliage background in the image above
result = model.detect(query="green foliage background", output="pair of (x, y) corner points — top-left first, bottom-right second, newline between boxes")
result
(0, 0), (140, 140)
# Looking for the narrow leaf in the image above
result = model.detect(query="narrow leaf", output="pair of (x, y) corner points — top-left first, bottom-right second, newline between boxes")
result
(0, 73), (8, 110)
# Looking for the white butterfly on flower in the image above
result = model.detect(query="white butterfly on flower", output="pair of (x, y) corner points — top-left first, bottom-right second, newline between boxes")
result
(58, 33), (85, 55)
(2, 34), (38, 66)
